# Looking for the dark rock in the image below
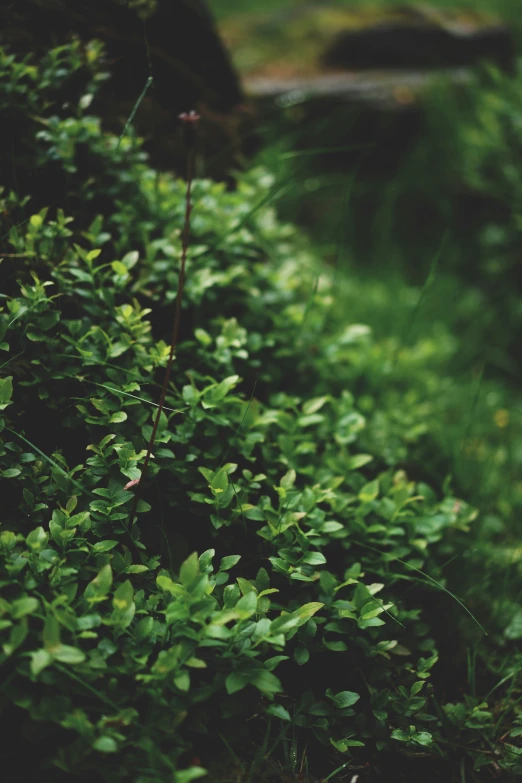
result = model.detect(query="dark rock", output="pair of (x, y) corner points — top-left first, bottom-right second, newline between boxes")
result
(219, 4), (515, 80)
(321, 7), (514, 72)
(0, 0), (249, 178)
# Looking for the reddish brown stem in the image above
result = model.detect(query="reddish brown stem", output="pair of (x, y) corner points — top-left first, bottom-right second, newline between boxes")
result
(128, 111), (200, 530)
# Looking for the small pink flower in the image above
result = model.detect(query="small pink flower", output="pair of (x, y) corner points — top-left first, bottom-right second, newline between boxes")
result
(124, 478), (140, 491)
(178, 110), (201, 124)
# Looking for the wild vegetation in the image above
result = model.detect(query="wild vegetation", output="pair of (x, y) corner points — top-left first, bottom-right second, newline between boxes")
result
(1, 23), (522, 783)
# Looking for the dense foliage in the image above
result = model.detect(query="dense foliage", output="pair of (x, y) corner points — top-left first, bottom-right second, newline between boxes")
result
(1, 41), (521, 782)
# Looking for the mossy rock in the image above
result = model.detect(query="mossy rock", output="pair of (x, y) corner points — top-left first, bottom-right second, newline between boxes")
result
(219, 3), (513, 79)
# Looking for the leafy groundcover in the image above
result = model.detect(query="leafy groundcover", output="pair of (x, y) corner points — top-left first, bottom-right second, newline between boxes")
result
(1, 41), (521, 783)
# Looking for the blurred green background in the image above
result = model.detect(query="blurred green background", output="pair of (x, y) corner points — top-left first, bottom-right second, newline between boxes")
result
(207, 0), (522, 581)
(209, 1), (522, 364)
(209, 1), (522, 360)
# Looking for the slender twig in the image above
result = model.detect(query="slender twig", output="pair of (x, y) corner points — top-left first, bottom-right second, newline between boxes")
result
(127, 111), (200, 529)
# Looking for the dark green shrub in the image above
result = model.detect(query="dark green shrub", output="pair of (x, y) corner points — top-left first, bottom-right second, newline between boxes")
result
(1, 41), (521, 782)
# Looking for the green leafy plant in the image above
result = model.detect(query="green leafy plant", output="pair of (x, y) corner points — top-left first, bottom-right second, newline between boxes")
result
(1, 39), (521, 782)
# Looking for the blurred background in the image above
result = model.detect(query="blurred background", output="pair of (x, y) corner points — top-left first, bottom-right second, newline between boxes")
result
(205, 0), (522, 590)
(209, 0), (522, 366)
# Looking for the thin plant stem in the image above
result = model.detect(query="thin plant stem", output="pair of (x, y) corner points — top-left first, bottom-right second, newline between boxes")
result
(128, 111), (200, 529)
(117, 76), (154, 149)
